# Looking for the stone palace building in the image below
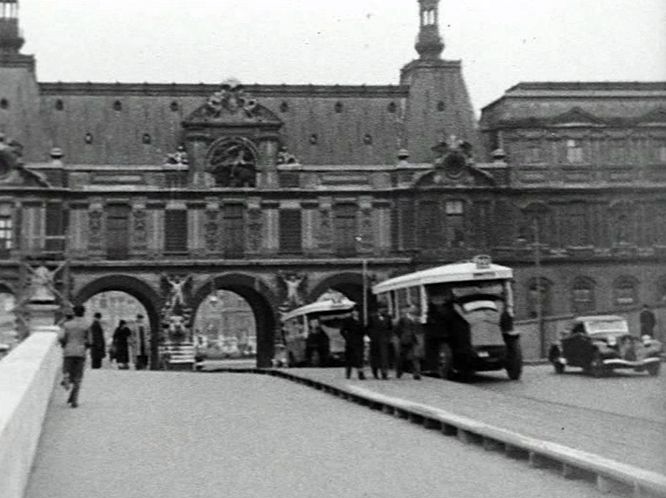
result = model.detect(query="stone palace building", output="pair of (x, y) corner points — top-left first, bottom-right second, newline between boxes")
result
(1, 0), (665, 366)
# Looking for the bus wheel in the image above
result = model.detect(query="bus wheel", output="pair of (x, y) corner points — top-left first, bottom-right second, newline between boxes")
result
(438, 343), (453, 380)
(505, 340), (523, 380)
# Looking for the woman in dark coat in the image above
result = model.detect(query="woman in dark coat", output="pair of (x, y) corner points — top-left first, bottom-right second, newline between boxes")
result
(368, 305), (392, 379)
(112, 320), (132, 370)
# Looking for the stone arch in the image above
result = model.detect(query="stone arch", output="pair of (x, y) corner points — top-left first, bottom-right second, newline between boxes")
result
(73, 275), (162, 369)
(191, 273), (278, 368)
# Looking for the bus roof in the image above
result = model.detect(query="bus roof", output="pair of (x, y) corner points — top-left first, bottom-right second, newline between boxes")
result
(372, 260), (513, 295)
(280, 298), (356, 322)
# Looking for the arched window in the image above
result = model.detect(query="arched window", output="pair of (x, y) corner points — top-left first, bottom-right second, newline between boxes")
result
(613, 276), (638, 307)
(527, 277), (552, 319)
(572, 277), (595, 314)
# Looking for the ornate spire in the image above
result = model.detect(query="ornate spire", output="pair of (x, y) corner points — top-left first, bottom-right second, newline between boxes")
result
(415, 0), (444, 60)
(0, 0), (24, 54)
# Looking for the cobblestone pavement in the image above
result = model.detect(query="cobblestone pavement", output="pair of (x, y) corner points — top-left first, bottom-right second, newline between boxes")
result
(26, 370), (614, 498)
(282, 367), (666, 475)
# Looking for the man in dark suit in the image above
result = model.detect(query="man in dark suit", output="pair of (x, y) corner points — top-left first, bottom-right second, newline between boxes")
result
(340, 308), (366, 380)
(368, 305), (392, 379)
(58, 304), (91, 408)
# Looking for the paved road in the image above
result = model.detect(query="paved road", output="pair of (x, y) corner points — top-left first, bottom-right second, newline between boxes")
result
(282, 366), (666, 475)
(466, 364), (666, 424)
(26, 370), (612, 498)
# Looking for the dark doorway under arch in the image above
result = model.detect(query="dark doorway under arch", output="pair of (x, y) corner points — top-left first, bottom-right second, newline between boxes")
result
(74, 275), (162, 369)
(192, 273), (277, 368)
(308, 272), (376, 317)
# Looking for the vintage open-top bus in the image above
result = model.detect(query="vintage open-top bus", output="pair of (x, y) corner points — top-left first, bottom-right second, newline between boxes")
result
(372, 255), (521, 380)
(280, 297), (356, 367)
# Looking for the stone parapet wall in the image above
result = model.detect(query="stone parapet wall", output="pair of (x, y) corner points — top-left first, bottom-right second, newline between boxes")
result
(0, 329), (60, 498)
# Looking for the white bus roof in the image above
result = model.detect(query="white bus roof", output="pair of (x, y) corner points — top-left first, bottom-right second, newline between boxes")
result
(280, 298), (356, 322)
(372, 260), (513, 295)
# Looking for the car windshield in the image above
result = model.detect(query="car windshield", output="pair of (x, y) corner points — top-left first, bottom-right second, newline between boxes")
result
(585, 319), (629, 334)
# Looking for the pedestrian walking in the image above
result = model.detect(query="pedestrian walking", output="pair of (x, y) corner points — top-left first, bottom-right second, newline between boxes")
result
(395, 305), (424, 380)
(340, 308), (366, 380)
(639, 304), (656, 337)
(57, 304), (90, 408)
(112, 319), (132, 370)
(89, 312), (106, 369)
(131, 313), (150, 370)
(368, 304), (392, 379)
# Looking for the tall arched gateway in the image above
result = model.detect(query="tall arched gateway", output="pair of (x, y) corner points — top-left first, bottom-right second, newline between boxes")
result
(191, 273), (278, 368)
(74, 275), (162, 369)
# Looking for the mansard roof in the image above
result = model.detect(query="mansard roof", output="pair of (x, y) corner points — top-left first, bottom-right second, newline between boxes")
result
(480, 81), (666, 130)
(36, 82), (409, 167)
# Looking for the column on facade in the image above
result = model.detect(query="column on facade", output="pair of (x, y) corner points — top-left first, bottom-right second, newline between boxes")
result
(130, 199), (148, 257)
(146, 202), (165, 258)
(68, 202), (88, 258)
(261, 200), (279, 254)
(203, 198), (220, 257)
(316, 196), (333, 254)
(87, 199), (105, 258)
(371, 200), (392, 255)
(301, 200), (318, 256)
(246, 197), (263, 256)
(187, 201), (205, 257)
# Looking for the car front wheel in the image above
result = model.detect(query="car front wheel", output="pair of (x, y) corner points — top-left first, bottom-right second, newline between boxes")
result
(647, 362), (661, 377)
(588, 351), (606, 378)
(554, 361), (565, 374)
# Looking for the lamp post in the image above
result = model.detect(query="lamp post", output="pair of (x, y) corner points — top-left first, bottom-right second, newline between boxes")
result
(355, 235), (368, 327)
(532, 219), (545, 358)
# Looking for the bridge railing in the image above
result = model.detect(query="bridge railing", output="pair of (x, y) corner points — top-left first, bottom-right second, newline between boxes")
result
(0, 328), (60, 498)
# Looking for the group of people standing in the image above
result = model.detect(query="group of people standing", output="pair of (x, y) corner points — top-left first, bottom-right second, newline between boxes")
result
(340, 304), (427, 381)
(57, 307), (151, 408)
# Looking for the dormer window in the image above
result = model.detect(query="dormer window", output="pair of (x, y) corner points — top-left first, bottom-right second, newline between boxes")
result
(113, 100), (122, 111)
(309, 134), (318, 145)
(334, 101), (343, 113)
(363, 134), (373, 145)
(566, 139), (584, 163)
(170, 101), (179, 112)
(85, 133), (93, 144)
(0, 98), (8, 110)
(142, 133), (152, 145)
(436, 101), (445, 112)
(280, 101), (289, 113)
(387, 102), (397, 113)
(55, 99), (64, 111)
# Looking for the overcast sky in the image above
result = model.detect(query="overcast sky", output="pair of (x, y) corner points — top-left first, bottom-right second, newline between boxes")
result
(19, 0), (666, 112)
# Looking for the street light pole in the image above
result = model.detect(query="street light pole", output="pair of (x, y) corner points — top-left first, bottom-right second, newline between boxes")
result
(533, 218), (545, 358)
(355, 235), (368, 327)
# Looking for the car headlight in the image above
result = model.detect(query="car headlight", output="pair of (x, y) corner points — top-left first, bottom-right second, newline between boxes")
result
(607, 336), (617, 346)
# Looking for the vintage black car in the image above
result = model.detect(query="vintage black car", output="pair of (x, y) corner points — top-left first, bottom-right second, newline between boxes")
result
(549, 315), (662, 377)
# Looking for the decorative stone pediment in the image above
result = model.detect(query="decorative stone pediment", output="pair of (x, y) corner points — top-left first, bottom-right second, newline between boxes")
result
(0, 136), (50, 188)
(550, 107), (606, 127)
(414, 136), (495, 187)
(183, 80), (283, 129)
(636, 107), (666, 126)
